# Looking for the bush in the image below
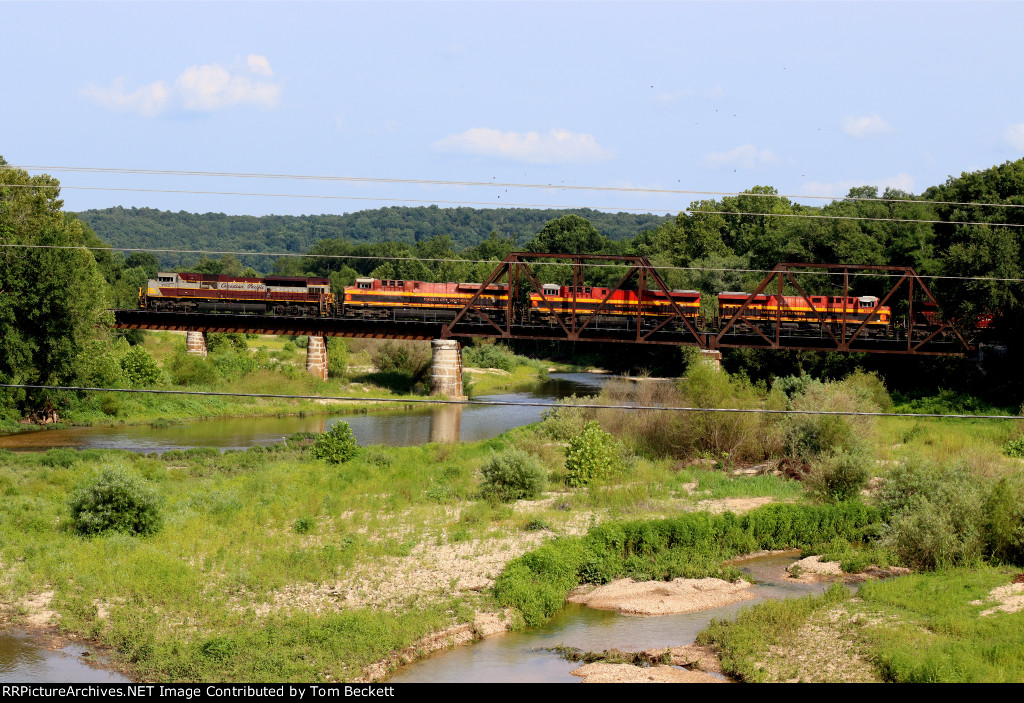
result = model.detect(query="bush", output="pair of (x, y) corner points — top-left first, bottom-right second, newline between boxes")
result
(166, 349), (217, 386)
(781, 377), (881, 461)
(480, 448), (546, 502)
(371, 340), (430, 377)
(983, 477), (1024, 565)
(565, 421), (625, 487)
(120, 346), (162, 387)
(327, 337), (349, 378)
(312, 422), (358, 464)
(1003, 437), (1024, 458)
(68, 466), (163, 536)
(878, 460), (985, 570)
(805, 450), (870, 503)
(463, 343), (524, 372)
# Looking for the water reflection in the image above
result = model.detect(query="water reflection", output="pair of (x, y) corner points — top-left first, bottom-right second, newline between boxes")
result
(0, 373), (606, 453)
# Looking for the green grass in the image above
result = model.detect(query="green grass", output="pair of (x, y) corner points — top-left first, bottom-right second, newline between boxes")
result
(854, 567), (1024, 683)
(696, 583), (853, 682)
(0, 438), (511, 681)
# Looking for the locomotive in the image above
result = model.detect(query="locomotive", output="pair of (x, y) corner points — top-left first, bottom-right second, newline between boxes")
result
(141, 272), (334, 316)
(717, 292), (891, 336)
(341, 277), (510, 320)
(528, 284), (702, 329)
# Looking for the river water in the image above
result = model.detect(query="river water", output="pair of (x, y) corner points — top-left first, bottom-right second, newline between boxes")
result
(0, 373), (606, 453)
(387, 552), (829, 683)
(0, 630), (130, 683)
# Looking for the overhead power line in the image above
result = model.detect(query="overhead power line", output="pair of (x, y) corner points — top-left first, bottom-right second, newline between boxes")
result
(1, 384), (1021, 421)
(3, 242), (1024, 283)
(2, 182), (1022, 229)
(8, 163), (1024, 211)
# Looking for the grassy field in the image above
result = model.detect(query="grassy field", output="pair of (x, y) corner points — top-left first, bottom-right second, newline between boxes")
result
(2, 364), (1023, 683)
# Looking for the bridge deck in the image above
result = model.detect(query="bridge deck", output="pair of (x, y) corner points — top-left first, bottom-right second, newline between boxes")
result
(111, 309), (969, 355)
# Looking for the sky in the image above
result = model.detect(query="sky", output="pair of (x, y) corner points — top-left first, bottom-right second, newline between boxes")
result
(4, 1), (1024, 218)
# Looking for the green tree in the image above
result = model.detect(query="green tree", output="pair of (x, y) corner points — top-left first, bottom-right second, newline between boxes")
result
(533, 214), (608, 255)
(0, 161), (108, 414)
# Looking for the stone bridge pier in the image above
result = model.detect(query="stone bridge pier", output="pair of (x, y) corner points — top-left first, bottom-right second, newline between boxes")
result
(306, 336), (329, 381)
(186, 331), (207, 357)
(430, 339), (466, 400)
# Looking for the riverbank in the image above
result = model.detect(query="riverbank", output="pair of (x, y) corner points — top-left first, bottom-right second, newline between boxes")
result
(0, 410), (805, 682)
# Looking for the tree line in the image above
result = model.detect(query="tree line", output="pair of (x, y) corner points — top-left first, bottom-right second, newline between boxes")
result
(3, 156), (1024, 417)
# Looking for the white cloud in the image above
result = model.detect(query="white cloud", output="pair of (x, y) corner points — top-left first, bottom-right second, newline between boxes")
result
(801, 172), (916, 198)
(703, 144), (779, 170)
(81, 78), (170, 117)
(434, 127), (614, 164)
(246, 54), (274, 77)
(1006, 123), (1024, 150)
(842, 114), (894, 138)
(82, 55), (281, 116)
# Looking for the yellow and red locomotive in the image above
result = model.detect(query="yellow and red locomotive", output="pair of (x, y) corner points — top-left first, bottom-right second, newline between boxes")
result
(717, 292), (891, 336)
(141, 272), (334, 316)
(528, 284), (702, 328)
(341, 277), (510, 320)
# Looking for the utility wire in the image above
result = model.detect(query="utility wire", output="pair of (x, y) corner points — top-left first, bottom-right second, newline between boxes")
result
(1, 384), (1021, 420)
(2, 182), (1022, 229)
(3, 242), (1024, 283)
(9, 163), (1024, 211)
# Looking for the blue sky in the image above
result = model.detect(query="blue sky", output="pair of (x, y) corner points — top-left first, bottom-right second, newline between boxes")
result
(5, 1), (1024, 217)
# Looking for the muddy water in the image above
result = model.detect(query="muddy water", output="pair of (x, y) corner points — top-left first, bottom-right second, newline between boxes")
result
(0, 631), (130, 683)
(0, 373), (605, 453)
(387, 552), (830, 683)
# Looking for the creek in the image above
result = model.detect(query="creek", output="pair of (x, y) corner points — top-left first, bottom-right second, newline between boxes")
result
(387, 552), (831, 683)
(0, 630), (130, 683)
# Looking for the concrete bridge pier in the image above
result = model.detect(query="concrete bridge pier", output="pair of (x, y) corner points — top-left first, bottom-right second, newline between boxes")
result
(430, 339), (466, 400)
(306, 336), (329, 381)
(186, 331), (207, 357)
(699, 349), (722, 370)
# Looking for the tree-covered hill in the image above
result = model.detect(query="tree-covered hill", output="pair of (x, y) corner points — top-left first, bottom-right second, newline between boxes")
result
(74, 205), (672, 271)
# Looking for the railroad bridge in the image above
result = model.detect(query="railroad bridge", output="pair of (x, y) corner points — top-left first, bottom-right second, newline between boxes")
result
(113, 255), (975, 398)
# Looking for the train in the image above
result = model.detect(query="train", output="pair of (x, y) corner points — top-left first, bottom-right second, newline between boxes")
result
(141, 272), (903, 335)
(141, 272), (334, 316)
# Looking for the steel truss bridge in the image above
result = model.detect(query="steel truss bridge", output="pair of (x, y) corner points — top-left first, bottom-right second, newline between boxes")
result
(112, 254), (975, 357)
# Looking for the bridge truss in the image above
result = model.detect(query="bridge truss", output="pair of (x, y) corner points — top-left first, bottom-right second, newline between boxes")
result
(113, 254), (977, 356)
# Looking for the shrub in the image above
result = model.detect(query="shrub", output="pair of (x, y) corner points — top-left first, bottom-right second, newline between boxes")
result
(480, 448), (546, 502)
(293, 516), (316, 535)
(1003, 437), (1024, 459)
(805, 450), (870, 503)
(371, 340), (430, 377)
(166, 349), (217, 386)
(206, 333), (247, 354)
(878, 461), (985, 570)
(565, 421), (625, 487)
(983, 477), (1024, 565)
(781, 377), (881, 461)
(68, 466), (163, 537)
(120, 346), (162, 387)
(463, 342), (523, 372)
(327, 337), (349, 379)
(311, 422), (358, 464)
